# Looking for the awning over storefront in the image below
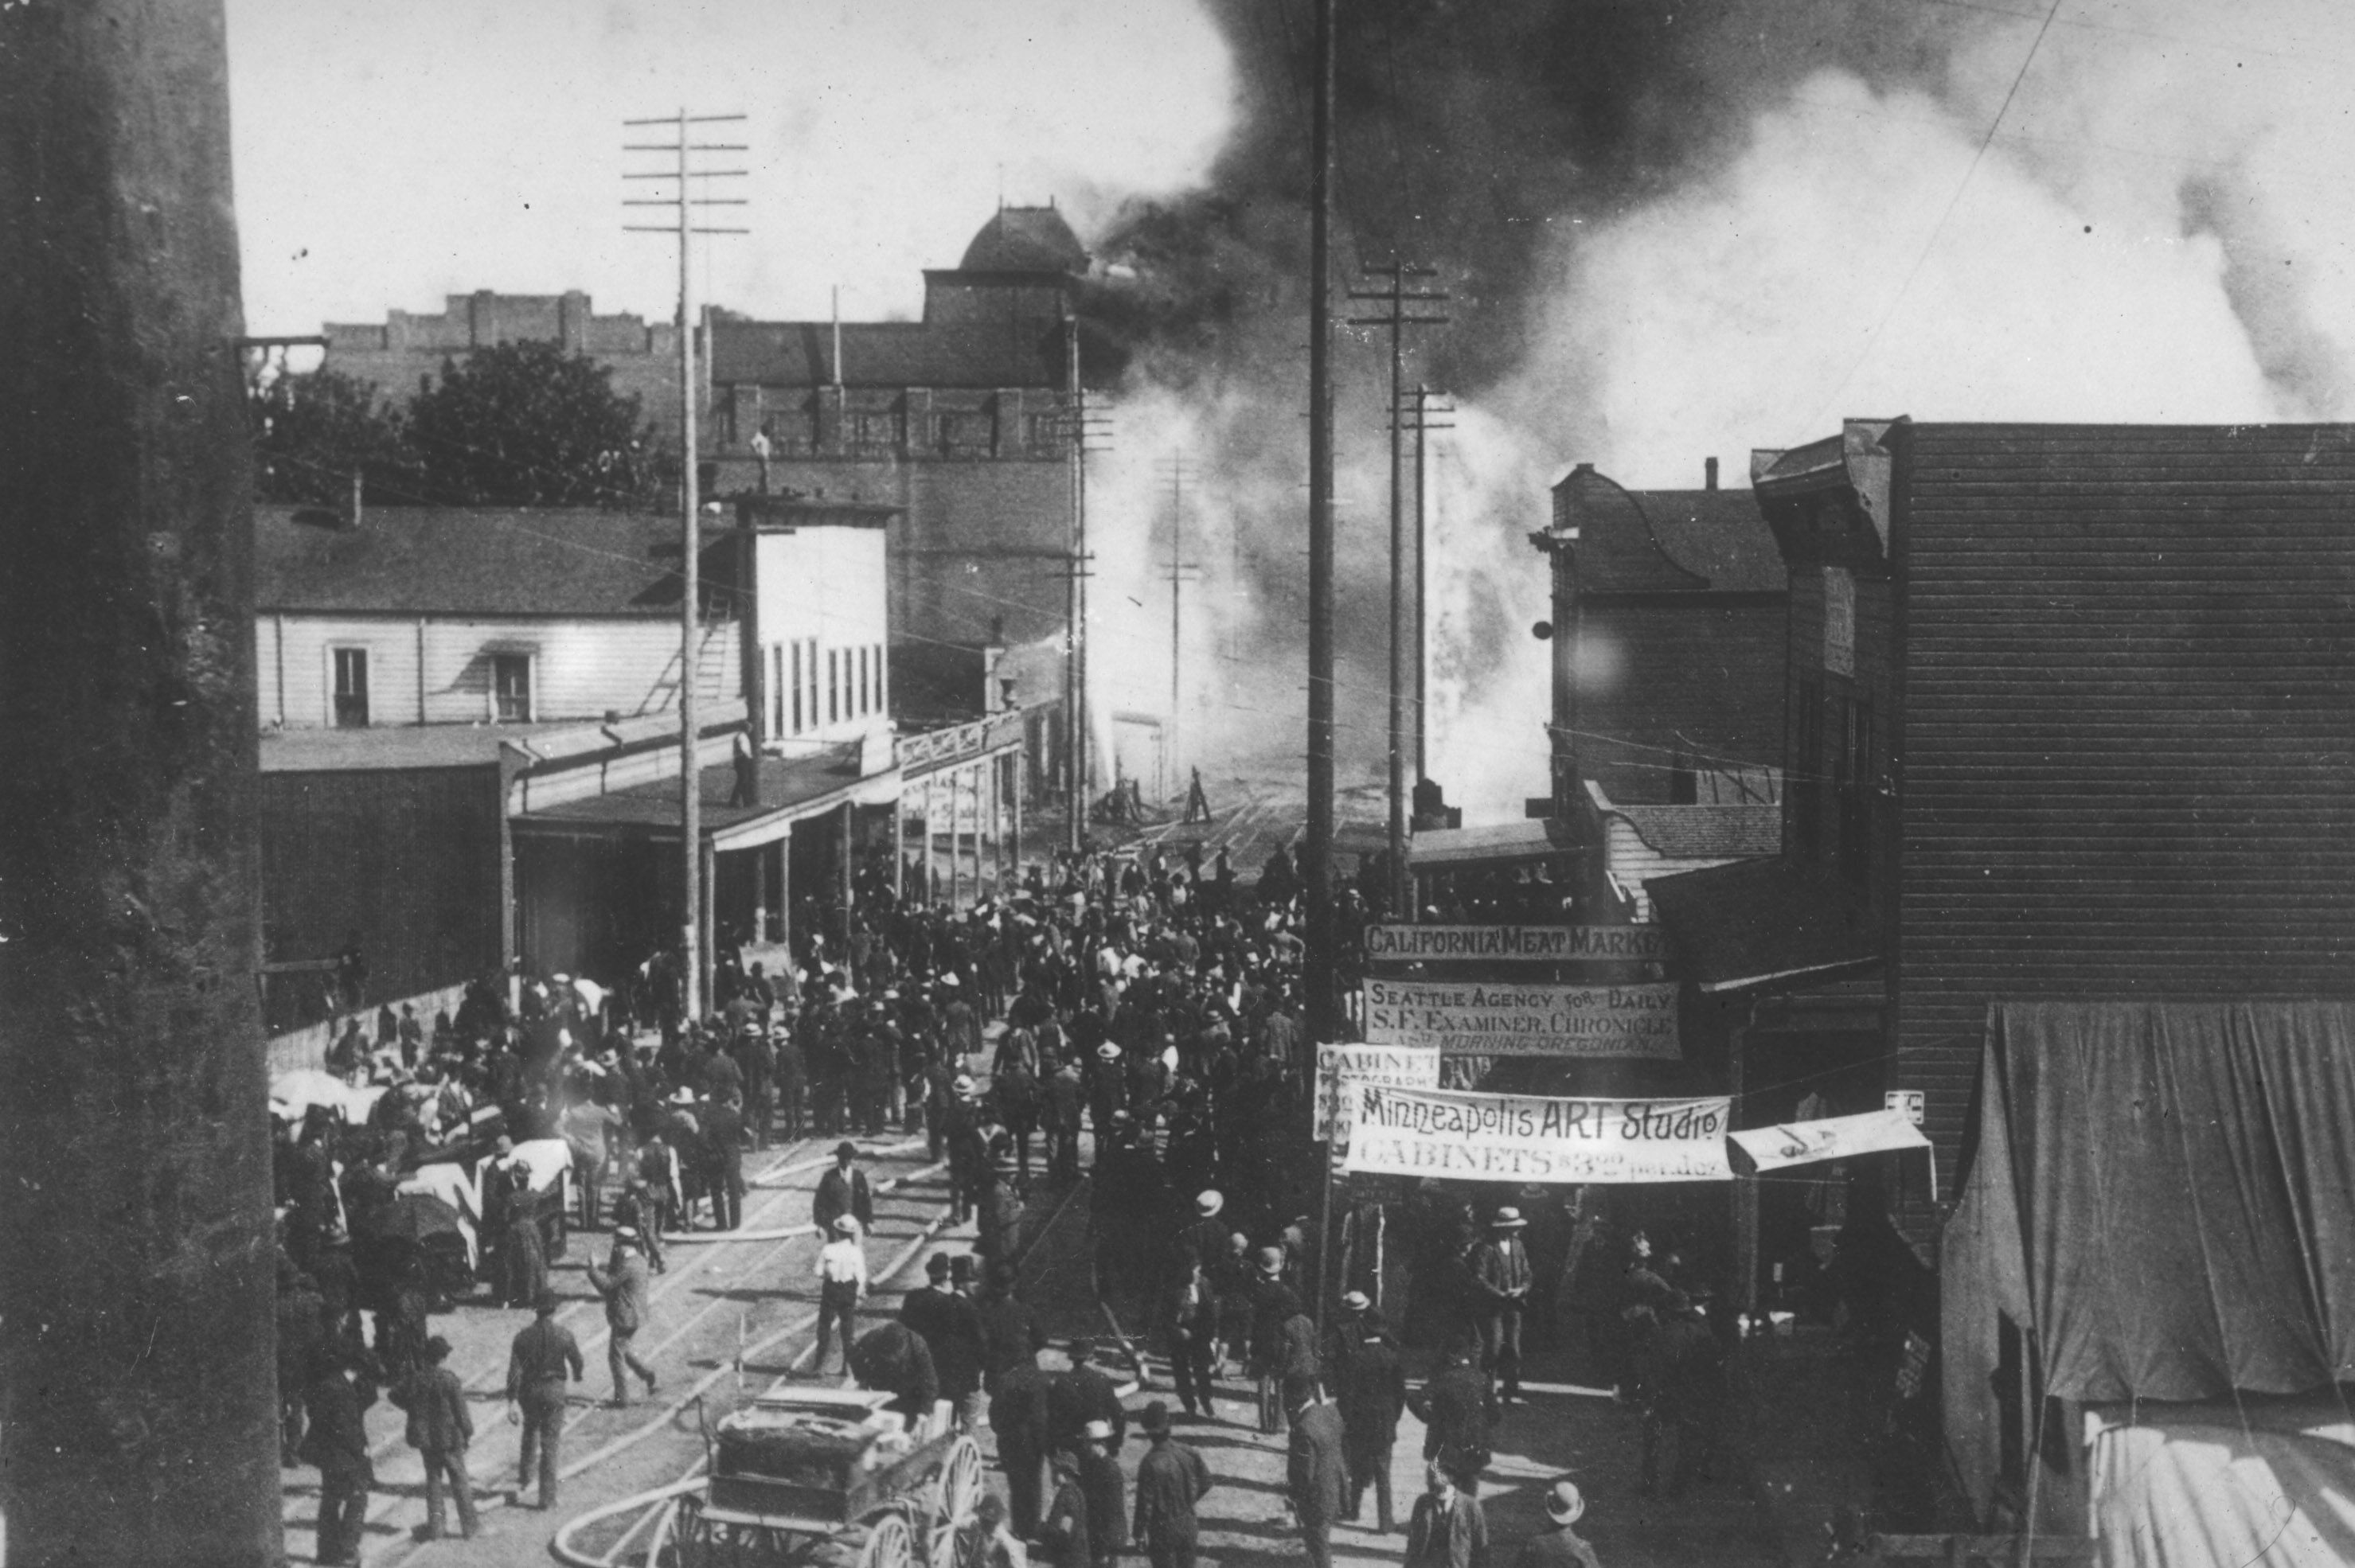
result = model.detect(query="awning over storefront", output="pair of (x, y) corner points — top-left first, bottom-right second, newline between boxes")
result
(1943, 1000), (2355, 1521)
(1409, 817), (1580, 872)
(1643, 855), (1880, 993)
(510, 741), (898, 852)
(1728, 1108), (1929, 1175)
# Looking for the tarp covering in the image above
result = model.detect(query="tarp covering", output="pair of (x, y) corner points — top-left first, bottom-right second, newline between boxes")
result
(1944, 1001), (2355, 1523)
(2087, 1397), (2355, 1568)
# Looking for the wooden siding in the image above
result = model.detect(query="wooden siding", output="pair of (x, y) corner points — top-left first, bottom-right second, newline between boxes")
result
(1601, 815), (1750, 922)
(259, 614), (739, 727)
(1892, 423), (2355, 1184)
(1577, 599), (1787, 803)
(258, 766), (504, 1033)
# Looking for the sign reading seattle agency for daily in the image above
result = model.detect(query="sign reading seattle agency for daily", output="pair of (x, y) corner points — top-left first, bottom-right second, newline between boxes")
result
(1361, 977), (1680, 1059)
(1364, 924), (1670, 965)
(1312, 1043), (1443, 1141)
(1345, 1085), (1732, 1184)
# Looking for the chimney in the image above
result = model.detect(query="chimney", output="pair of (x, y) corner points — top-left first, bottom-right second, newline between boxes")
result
(1705, 456), (1720, 490)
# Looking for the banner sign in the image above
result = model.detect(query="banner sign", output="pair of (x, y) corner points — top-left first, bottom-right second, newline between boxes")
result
(1728, 1109), (1930, 1173)
(1361, 978), (1681, 1058)
(1365, 924), (1669, 964)
(1345, 1086), (1732, 1184)
(1313, 1044), (1443, 1141)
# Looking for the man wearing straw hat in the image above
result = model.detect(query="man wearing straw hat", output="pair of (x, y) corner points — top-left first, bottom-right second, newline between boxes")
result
(1470, 1207), (1534, 1403)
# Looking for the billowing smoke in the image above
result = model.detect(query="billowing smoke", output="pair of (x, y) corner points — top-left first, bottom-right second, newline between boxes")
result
(1074, 0), (2353, 821)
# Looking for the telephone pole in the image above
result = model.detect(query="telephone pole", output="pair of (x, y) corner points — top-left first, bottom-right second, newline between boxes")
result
(627, 110), (746, 1019)
(1401, 384), (1455, 785)
(1305, 0), (1341, 1046)
(1349, 265), (1449, 919)
(1156, 453), (1201, 800)
(1060, 326), (1113, 852)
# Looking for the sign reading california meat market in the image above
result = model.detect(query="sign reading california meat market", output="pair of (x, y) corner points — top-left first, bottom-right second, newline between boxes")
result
(1361, 977), (1680, 1058)
(1345, 1086), (1732, 1183)
(1364, 924), (1670, 964)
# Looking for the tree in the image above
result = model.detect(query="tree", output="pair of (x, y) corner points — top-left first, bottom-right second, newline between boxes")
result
(404, 338), (656, 507)
(248, 366), (415, 507)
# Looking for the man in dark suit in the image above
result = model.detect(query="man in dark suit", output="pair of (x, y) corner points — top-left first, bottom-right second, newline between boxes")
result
(393, 1334), (477, 1540)
(812, 1141), (874, 1236)
(1338, 1310), (1409, 1531)
(505, 1289), (583, 1509)
(1049, 1338), (1127, 1456)
(989, 1348), (1053, 1536)
(301, 1345), (375, 1565)
(1287, 1389), (1348, 1568)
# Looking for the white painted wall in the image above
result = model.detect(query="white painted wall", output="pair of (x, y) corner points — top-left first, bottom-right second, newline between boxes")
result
(752, 525), (892, 751)
(258, 612), (739, 727)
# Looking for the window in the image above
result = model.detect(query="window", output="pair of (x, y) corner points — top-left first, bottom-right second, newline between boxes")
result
(873, 642), (887, 716)
(801, 638), (818, 733)
(491, 653), (533, 723)
(1791, 675), (1822, 860)
(828, 649), (840, 724)
(768, 644), (784, 738)
(1838, 696), (1875, 885)
(858, 646), (871, 715)
(332, 647), (370, 728)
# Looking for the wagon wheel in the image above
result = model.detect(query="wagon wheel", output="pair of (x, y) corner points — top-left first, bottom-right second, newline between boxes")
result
(668, 1492), (709, 1568)
(859, 1510), (915, 1568)
(926, 1437), (985, 1568)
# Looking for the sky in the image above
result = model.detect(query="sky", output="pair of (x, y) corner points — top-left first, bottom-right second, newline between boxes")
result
(225, 0), (1237, 334)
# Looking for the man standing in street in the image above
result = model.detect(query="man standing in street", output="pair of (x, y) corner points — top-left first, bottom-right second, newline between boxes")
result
(1513, 1479), (1601, 1568)
(1163, 1248), (1217, 1421)
(1131, 1401), (1213, 1568)
(1412, 1348), (1498, 1492)
(1405, 1460), (1492, 1568)
(1338, 1307), (1408, 1532)
(1052, 1338), (1128, 1456)
(586, 1227), (660, 1407)
(393, 1334), (478, 1541)
(814, 1215), (869, 1378)
(1041, 1449), (1093, 1568)
(1471, 1207), (1534, 1403)
(1076, 1418), (1129, 1568)
(506, 1289), (584, 1510)
(1639, 1287), (1727, 1497)
(814, 1140), (874, 1238)
(301, 1345), (375, 1565)
(990, 1345), (1053, 1537)
(1287, 1388), (1348, 1568)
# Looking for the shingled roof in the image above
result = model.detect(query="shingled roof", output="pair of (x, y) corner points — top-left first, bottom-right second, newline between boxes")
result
(256, 504), (721, 618)
(1551, 465), (1786, 595)
(959, 205), (1088, 273)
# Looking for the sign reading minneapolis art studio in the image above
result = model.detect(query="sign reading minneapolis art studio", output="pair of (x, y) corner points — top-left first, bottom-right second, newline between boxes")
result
(1313, 1044), (1443, 1141)
(1365, 924), (1669, 964)
(1345, 1085), (1732, 1184)
(1362, 977), (1680, 1058)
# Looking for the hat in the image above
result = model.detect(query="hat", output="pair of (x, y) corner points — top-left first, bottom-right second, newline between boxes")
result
(1082, 1419), (1114, 1442)
(494, 1135), (514, 1155)
(534, 1289), (559, 1314)
(1096, 1043), (1120, 1061)
(424, 1335), (453, 1362)
(1341, 1290), (1371, 1313)
(1491, 1207), (1528, 1230)
(669, 1087), (698, 1106)
(1195, 1189), (1224, 1218)
(1139, 1401), (1170, 1434)
(951, 1254), (978, 1284)
(940, 973), (961, 988)
(552, 973), (572, 985)
(614, 1225), (639, 1242)
(1256, 1246), (1285, 1277)
(832, 1215), (861, 1236)
(1545, 1480), (1587, 1523)
(1068, 1337), (1094, 1363)
(953, 1075), (976, 1094)
(927, 1253), (951, 1279)
(835, 1141), (860, 1160)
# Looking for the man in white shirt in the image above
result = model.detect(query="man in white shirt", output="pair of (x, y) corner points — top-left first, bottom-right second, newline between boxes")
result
(814, 1215), (868, 1376)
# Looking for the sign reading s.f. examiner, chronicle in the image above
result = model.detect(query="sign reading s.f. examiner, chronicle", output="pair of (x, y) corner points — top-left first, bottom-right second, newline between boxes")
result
(1345, 1085), (1732, 1184)
(1364, 924), (1670, 964)
(1361, 978), (1680, 1058)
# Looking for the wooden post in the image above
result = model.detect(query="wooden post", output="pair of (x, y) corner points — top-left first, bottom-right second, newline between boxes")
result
(0, 2), (282, 1559)
(1730, 998), (1759, 1316)
(1011, 749), (1025, 885)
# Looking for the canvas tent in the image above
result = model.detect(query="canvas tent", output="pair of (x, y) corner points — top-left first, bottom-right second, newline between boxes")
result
(1943, 1001), (2355, 1563)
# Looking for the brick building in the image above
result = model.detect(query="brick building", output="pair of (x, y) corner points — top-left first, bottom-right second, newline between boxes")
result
(322, 290), (687, 442)
(704, 204), (1107, 675)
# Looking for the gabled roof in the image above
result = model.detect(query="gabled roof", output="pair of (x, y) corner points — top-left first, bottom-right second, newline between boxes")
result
(1550, 466), (1785, 594)
(256, 504), (719, 618)
(959, 205), (1088, 274)
(708, 318), (1066, 390)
